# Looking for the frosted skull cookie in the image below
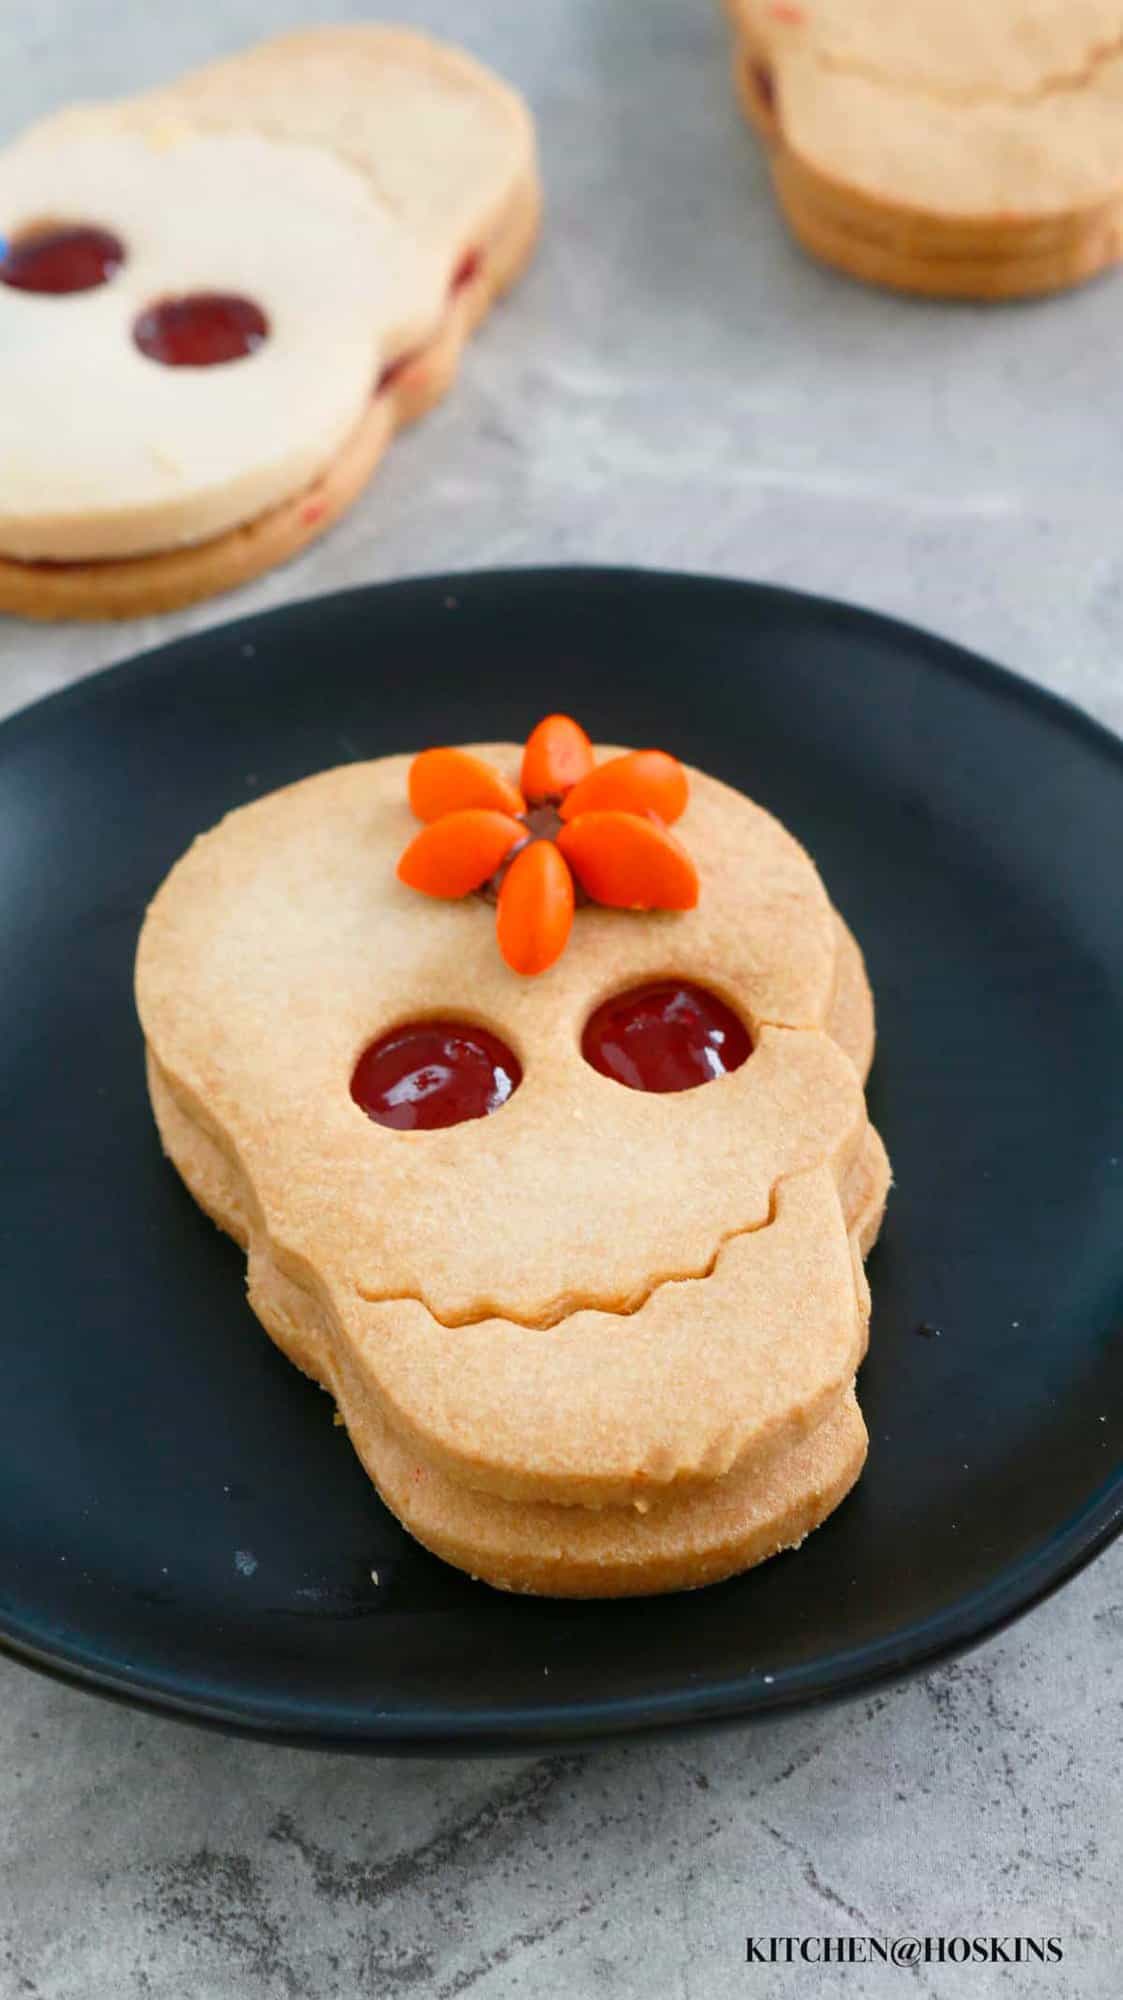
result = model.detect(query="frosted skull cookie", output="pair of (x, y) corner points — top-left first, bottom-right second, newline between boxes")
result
(0, 26), (538, 619)
(136, 716), (890, 1596)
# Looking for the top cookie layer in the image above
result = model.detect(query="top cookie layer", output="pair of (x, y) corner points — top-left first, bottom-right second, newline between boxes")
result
(136, 750), (866, 1328)
(30, 26), (536, 272)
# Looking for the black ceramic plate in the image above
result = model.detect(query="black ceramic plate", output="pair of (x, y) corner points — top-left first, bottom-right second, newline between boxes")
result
(2, 568), (1122, 1751)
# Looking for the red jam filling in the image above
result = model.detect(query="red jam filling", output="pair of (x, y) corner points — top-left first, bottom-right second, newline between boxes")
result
(749, 59), (777, 115)
(133, 294), (268, 367)
(582, 982), (751, 1093)
(351, 1020), (522, 1131)
(0, 224), (124, 294)
(377, 350), (414, 394)
(375, 248), (483, 393)
(451, 247), (482, 292)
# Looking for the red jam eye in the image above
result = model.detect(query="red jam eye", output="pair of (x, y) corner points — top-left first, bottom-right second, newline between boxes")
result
(351, 1020), (522, 1131)
(133, 294), (269, 368)
(0, 224), (125, 294)
(582, 981), (752, 1094)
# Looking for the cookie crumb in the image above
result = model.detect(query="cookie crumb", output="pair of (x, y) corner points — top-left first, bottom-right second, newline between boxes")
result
(234, 1548), (258, 1577)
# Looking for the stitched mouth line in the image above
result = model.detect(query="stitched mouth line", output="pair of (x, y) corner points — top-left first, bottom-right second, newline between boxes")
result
(157, 1073), (870, 1333)
(812, 31), (1123, 110)
(349, 1017), (877, 1330)
(151, 998), (873, 1334)
(351, 1107), (882, 1330)
(353, 1182), (786, 1329)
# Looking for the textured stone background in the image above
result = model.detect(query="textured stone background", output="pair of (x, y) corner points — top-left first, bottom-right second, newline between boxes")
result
(2, 3), (1121, 1995)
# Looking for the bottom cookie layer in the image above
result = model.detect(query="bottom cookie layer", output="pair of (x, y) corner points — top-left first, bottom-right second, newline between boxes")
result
(354, 1382), (868, 1597)
(193, 1142), (869, 1597)
(0, 170), (541, 620)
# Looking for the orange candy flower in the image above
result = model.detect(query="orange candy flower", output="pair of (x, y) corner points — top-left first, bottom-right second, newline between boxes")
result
(397, 715), (699, 975)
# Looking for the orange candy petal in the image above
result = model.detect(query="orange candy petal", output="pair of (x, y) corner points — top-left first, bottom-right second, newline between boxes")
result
(560, 749), (689, 825)
(397, 809), (524, 899)
(556, 811), (699, 911)
(408, 747), (525, 822)
(520, 714), (594, 804)
(496, 839), (575, 975)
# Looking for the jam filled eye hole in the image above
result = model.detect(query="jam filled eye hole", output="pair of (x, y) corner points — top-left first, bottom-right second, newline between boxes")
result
(0, 223), (125, 295)
(351, 1020), (522, 1131)
(133, 293), (269, 368)
(582, 981), (752, 1094)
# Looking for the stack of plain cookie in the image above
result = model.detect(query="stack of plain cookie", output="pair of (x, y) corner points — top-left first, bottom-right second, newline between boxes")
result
(136, 746), (890, 1596)
(727, 0), (1123, 298)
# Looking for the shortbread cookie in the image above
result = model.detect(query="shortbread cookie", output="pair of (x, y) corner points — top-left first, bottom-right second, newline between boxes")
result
(0, 26), (538, 618)
(148, 1051), (871, 1594)
(727, 0), (1123, 299)
(357, 1384), (869, 1598)
(148, 1055), (875, 1505)
(826, 907), (874, 1084)
(139, 752), (869, 1320)
(137, 725), (889, 1589)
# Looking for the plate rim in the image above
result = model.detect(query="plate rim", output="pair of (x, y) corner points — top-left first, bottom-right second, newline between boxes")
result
(3, 563), (1122, 1752)
(2, 1486), (1122, 1751)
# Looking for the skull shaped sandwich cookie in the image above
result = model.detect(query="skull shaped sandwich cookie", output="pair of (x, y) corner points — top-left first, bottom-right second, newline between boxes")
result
(0, 27), (538, 620)
(136, 717), (890, 1596)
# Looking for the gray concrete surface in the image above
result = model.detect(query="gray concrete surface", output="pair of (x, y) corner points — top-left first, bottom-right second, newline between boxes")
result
(2, 2), (1121, 1995)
